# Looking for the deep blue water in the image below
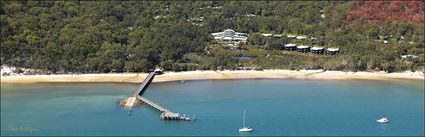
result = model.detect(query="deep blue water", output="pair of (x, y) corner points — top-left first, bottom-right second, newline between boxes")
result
(1, 79), (424, 136)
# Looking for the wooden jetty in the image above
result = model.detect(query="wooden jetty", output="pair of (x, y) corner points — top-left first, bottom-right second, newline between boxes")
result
(122, 69), (192, 121)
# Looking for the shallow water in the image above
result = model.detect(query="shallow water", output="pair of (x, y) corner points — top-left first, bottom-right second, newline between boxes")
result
(1, 79), (424, 136)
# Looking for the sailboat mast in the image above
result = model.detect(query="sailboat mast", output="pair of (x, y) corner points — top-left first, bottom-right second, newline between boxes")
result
(243, 110), (246, 127)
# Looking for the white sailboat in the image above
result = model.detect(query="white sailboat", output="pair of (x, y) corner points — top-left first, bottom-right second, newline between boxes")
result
(238, 110), (253, 132)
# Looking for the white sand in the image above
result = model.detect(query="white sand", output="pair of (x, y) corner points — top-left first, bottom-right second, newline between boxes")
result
(1, 70), (423, 84)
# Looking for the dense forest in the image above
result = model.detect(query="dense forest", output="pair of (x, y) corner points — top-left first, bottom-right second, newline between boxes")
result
(1, 1), (424, 74)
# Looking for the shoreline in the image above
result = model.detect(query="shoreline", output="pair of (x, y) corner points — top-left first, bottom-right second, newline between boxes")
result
(1, 70), (424, 84)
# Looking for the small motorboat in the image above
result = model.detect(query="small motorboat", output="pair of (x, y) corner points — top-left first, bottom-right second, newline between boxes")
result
(180, 114), (191, 121)
(377, 117), (389, 123)
(183, 117), (191, 121)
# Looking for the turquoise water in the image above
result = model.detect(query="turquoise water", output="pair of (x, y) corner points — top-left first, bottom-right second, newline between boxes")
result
(1, 79), (424, 136)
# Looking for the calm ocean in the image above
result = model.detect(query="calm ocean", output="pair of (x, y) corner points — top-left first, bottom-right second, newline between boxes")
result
(1, 79), (424, 136)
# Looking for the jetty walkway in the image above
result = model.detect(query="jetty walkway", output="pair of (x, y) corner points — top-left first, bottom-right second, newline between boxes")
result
(123, 69), (190, 120)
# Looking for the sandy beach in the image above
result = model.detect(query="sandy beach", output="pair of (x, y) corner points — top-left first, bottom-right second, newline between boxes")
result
(1, 70), (423, 84)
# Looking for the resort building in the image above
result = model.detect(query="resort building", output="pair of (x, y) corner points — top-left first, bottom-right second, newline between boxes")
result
(296, 45), (310, 52)
(284, 43), (297, 51)
(154, 15), (169, 20)
(261, 33), (273, 37)
(273, 34), (283, 38)
(286, 34), (308, 40)
(262, 34), (282, 38)
(212, 6), (222, 10)
(296, 36), (307, 40)
(401, 55), (418, 59)
(311, 47), (324, 54)
(384, 40), (388, 44)
(320, 10), (325, 18)
(211, 29), (248, 43)
(245, 14), (256, 17)
(327, 48), (339, 55)
(287, 35), (296, 38)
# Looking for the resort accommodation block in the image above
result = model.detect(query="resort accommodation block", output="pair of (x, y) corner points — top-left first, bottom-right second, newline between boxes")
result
(287, 35), (297, 38)
(296, 36), (307, 40)
(296, 45), (310, 53)
(326, 48), (339, 55)
(284, 43), (297, 51)
(261, 33), (283, 38)
(261, 33), (273, 37)
(273, 34), (282, 37)
(401, 55), (418, 59)
(284, 42), (339, 55)
(311, 47), (324, 54)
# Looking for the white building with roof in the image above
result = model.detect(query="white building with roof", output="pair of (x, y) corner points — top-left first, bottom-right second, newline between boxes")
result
(284, 43), (297, 50)
(296, 36), (307, 40)
(273, 34), (282, 37)
(311, 47), (324, 54)
(296, 45), (310, 52)
(211, 29), (248, 43)
(401, 55), (418, 59)
(384, 40), (388, 44)
(261, 33), (273, 37)
(287, 35), (297, 38)
(327, 48), (339, 55)
(245, 14), (256, 17)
